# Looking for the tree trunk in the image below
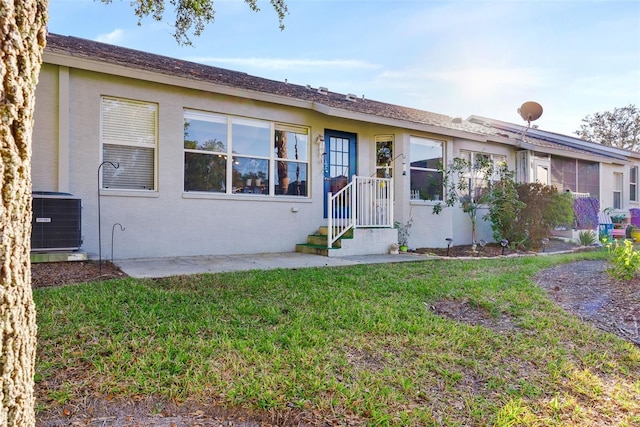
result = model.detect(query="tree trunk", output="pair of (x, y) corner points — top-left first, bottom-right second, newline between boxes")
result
(0, 0), (47, 425)
(275, 130), (288, 193)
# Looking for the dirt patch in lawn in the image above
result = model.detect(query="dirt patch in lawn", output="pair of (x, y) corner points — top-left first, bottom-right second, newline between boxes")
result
(534, 259), (640, 345)
(429, 259), (640, 346)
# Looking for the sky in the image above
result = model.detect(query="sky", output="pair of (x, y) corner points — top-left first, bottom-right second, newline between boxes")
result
(46, 0), (640, 136)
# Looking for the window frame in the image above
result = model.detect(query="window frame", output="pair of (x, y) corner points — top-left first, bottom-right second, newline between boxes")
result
(630, 166), (638, 203)
(182, 109), (310, 198)
(100, 96), (158, 192)
(614, 172), (623, 209)
(375, 135), (394, 178)
(409, 136), (444, 201)
(458, 150), (507, 201)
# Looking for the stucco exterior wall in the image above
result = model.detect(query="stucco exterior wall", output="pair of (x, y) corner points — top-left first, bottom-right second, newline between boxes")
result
(32, 64), (60, 191)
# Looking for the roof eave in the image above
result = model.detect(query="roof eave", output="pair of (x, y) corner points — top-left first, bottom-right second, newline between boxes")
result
(44, 50), (495, 142)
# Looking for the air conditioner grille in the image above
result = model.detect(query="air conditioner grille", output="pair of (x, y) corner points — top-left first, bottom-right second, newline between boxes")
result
(31, 193), (82, 251)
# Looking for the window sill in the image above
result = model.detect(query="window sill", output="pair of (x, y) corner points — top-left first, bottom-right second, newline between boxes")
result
(99, 189), (159, 198)
(182, 192), (312, 203)
(410, 199), (440, 205)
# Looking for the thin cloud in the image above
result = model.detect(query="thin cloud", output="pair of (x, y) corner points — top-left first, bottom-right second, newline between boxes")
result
(186, 57), (381, 71)
(377, 66), (548, 98)
(95, 29), (125, 44)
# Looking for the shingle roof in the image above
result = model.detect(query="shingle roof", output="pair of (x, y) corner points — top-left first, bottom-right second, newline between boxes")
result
(469, 115), (638, 162)
(44, 33), (497, 138)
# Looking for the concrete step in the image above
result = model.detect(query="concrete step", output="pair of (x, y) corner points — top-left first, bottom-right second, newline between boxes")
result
(295, 243), (338, 256)
(318, 226), (354, 238)
(31, 251), (88, 263)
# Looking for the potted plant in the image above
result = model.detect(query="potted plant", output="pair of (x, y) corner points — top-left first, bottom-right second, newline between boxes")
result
(394, 219), (413, 252)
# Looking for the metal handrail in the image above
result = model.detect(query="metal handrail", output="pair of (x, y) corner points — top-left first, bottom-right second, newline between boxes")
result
(327, 175), (393, 248)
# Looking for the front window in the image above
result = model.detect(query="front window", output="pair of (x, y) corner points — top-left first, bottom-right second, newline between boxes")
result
(375, 135), (394, 178)
(630, 167), (637, 202)
(183, 110), (309, 197)
(232, 118), (270, 194)
(274, 126), (309, 196)
(614, 172), (623, 209)
(410, 137), (443, 201)
(101, 97), (157, 190)
(459, 150), (506, 201)
(183, 111), (227, 192)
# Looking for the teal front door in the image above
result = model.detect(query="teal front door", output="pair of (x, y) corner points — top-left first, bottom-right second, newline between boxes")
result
(323, 130), (357, 218)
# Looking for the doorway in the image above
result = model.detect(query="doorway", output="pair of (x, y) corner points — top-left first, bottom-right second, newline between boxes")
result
(323, 130), (357, 217)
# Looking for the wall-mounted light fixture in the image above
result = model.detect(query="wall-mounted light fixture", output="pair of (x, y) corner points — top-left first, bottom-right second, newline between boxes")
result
(316, 134), (325, 159)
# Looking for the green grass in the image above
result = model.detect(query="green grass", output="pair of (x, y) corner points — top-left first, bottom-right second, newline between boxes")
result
(35, 250), (640, 426)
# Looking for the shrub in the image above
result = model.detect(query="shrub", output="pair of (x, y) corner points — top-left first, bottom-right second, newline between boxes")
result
(578, 230), (597, 246)
(606, 239), (640, 280)
(484, 166), (526, 245)
(514, 183), (574, 249)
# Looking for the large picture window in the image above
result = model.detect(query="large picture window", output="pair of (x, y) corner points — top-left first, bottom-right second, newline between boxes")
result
(184, 110), (309, 197)
(101, 97), (157, 190)
(410, 137), (443, 201)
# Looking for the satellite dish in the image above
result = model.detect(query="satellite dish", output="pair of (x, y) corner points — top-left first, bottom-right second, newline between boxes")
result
(517, 101), (543, 123)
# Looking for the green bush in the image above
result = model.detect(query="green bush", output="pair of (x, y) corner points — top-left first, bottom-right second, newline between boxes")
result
(483, 166), (526, 245)
(606, 239), (640, 280)
(485, 175), (574, 250)
(514, 183), (574, 250)
(578, 230), (597, 246)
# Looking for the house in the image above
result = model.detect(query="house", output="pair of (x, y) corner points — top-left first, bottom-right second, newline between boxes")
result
(32, 33), (640, 260)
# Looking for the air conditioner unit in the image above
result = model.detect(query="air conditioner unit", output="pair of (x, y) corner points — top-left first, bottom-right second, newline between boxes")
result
(31, 192), (82, 252)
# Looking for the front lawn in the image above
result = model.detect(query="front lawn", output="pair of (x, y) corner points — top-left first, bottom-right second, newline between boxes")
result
(35, 251), (640, 426)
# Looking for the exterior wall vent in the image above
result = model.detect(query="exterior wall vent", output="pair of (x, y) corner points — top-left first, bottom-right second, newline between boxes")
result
(346, 93), (358, 102)
(31, 192), (82, 252)
(318, 87), (328, 95)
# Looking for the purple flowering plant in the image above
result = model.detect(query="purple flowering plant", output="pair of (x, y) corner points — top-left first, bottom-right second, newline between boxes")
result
(574, 197), (599, 229)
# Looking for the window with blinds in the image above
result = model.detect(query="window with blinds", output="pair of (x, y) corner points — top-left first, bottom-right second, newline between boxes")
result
(101, 97), (157, 190)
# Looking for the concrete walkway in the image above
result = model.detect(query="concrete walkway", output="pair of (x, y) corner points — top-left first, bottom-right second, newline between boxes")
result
(115, 252), (429, 279)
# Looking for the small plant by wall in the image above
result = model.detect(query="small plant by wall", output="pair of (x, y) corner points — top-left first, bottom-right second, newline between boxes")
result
(578, 230), (597, 246)
(394, 218), (413, 249)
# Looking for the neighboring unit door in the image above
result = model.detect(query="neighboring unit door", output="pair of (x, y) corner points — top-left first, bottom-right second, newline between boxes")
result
(324, 130), (357, 218)
(534, 158), (550, 185)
